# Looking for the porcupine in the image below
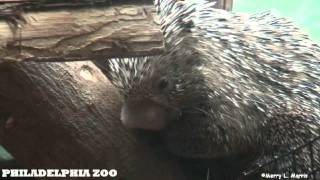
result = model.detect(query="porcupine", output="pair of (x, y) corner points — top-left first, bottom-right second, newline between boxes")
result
(94, 0), (320, 179)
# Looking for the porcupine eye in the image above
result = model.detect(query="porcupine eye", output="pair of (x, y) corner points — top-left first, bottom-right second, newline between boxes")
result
(158, 77), (170, 91)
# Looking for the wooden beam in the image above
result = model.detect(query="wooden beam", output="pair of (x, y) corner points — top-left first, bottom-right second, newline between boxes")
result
(223, 0), (233, 11)
(0, 4), (164, 63)
(213, 0), (233, 11)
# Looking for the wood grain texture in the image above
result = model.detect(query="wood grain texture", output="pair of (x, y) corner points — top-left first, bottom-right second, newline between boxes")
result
(0, 4), (164, 63)
(213, 0), (233, 11)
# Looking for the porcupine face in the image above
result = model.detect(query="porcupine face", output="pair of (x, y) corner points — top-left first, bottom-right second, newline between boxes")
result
(105, 52), (205, 131)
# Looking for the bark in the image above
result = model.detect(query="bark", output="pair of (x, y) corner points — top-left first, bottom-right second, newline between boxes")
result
(212, 0), (233, 11)
(0, 4), (164, 63)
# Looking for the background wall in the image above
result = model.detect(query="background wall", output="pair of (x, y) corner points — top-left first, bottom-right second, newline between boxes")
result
(233, 0), (320, 43)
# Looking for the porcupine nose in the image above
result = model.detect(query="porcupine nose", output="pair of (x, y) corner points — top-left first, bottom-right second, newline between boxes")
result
(120, 99), (170, 130)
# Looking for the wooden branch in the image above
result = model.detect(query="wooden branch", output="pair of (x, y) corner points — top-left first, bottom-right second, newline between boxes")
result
(213, 0), (233, 11)
(0, 61), (189, 180)
(0, 4), (164, 63)
(223, 0), (233, 11)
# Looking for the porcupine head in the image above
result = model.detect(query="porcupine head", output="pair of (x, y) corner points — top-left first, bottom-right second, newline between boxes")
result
(96, 0), (320, 160)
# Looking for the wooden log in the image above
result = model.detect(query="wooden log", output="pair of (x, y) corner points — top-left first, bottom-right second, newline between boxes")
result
(213, 0), (233, 11)
(0, 4), (164, 63)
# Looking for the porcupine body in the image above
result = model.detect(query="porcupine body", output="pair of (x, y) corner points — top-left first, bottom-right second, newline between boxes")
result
(95, 0), (320, 178)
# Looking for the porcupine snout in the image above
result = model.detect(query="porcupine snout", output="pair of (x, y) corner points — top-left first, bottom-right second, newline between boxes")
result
(120, 98), (172, 131)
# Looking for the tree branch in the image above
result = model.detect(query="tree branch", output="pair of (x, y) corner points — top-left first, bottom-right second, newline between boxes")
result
(0, 4), (164, 63)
